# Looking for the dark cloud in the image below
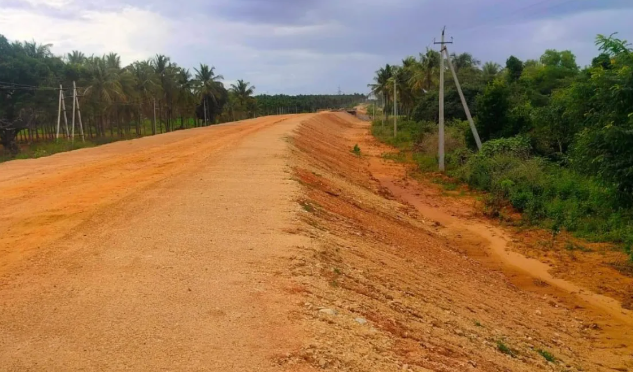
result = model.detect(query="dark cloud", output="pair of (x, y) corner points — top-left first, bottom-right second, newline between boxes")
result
(216, 0), (324, 25)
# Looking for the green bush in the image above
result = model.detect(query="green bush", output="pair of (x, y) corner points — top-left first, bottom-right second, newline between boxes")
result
(455, 135), (633, 256)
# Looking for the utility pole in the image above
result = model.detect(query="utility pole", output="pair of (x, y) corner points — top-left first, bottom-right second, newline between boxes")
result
(74, 81), (85, 142)
(382, 93), (385, 127)
(60, 87), (70, 139)
(203, 97), (208, 125)
(373, 96), (376, 120)
(444, 46), (482, 150)
(393, 74), (398, 137)
(152, 98), (157, 135)
(71, 80), (76, 143)
(434, 27), (453, 171)
(56, 85), (63, 141)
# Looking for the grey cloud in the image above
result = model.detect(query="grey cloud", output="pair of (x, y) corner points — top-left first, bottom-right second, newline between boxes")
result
(164, 0), (633, 94)
(216, 0), (325, 25)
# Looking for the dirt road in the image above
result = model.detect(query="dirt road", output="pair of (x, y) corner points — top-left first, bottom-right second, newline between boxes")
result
(0, 116), (313, 370)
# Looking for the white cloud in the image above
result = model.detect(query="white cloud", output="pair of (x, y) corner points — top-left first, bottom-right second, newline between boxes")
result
(0, 5), (173, 63)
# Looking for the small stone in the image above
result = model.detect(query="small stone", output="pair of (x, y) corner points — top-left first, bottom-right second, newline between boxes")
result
(535, 309), (542, 315)
(355, 317), (367, 325)
(318, 358), (328, 368)
(402, 364), (409, 370)
(319, 308), (337, 316)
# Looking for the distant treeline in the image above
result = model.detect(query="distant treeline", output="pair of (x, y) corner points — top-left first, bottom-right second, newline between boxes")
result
(256, 94), (367, 115)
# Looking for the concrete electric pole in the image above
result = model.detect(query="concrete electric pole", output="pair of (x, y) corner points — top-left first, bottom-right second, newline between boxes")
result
(434, 27), (452, 171)
(393, 74), (398, 137)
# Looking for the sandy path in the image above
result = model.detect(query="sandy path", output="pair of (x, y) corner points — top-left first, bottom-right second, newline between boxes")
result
(0, 116), (312, 370)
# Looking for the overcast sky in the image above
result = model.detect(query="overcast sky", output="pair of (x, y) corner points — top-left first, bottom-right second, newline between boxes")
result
(1, 0), (632, 95)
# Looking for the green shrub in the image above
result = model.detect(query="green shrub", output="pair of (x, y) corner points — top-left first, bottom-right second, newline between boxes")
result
(455, 135), (633, 258)
(479, 136), (532, 159)
(351, 144), (361, 156)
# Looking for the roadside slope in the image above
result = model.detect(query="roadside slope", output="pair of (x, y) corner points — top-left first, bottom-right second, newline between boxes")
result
(289, 113), (632, 372)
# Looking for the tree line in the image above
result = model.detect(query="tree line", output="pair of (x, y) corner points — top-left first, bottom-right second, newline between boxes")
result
(256, 94), (367, 115)
(370, 33), (633, 256)
(0, 34), (366, 156)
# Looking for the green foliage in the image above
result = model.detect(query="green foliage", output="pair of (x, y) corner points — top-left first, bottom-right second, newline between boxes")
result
(568, 34), (633, 196)
(412, 85), (482, 123)
(351, 144), (361, 156)
(474, 80), (513, 142)
(456, 136), (633, 253)
(478, 136), (531, 159)
(506, 56), (524, 82)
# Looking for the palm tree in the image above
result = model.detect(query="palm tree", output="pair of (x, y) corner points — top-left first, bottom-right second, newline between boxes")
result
(482, 62), (502, 83)
(194, 64), (224, 125)
(176, 68), (195, 128)
(83, 56), (125, 137)
(127, 60), (158, 134)
(410, 48), (441, 92)
(105, 53), (121, 71)
(152, 54), (176, 132)
(450, 52), (481, 73)
(17, 41), (52, 58)
(368, 64), (394, 121)
(229, 79), (256, 119)
(396, 60), (416, 117)
(67, 50), (86, 65)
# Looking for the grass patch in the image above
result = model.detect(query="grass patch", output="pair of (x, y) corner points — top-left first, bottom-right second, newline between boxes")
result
(565, 241), (592, 253)
(497, 340), (516, 357)
(537, 349), (556, 363)
(299, 201), (316, 213)
(382, 152), (407, 163)
(2, 140), (97, 163)
(432, 177), (459, 191)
